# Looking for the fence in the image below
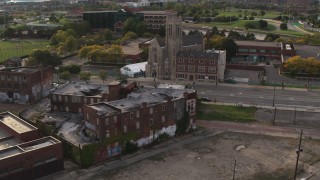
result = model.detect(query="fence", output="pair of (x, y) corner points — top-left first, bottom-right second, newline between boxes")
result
(204, 101), (320, 128)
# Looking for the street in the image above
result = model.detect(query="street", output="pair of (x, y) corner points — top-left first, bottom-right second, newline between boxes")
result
(133, 78), (320, 108)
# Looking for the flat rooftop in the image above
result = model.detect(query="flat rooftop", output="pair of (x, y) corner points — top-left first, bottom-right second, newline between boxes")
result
(122, 38), (153, 55)
(0, 112), (37, 134)
(105, 87), (194, 113)
(294, 44), (320, 59)
(0, 137), (20, 150)
(0, 67), (38, 74)
(140, 11), (168, 15)
(90, 103), (119, 116)
(53, 82), (109, 96)
(83, 10), (116, 13)
(0, 146), (23, 159)
(0, 136), (60, 160)
(236, 41), (281, 48)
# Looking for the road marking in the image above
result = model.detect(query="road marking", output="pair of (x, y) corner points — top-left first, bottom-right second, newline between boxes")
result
(230, 94), (234, 96)
(260, 96), (264, 98)
(289, 97), (295, 101)
(239, 92), (242, 95)
(200, 92), (205, 94)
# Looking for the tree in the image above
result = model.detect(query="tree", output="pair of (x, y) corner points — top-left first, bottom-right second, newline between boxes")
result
(284, 56), (320, 76)
(248, 16), (254, 20)
(135, 22), (147, 37)
(124, 17), (137, 33)
(103, 29), (113, 41)
(251, 11), (257, 17)
(59, 71), (71, 81)
(206, 35), (237, 62)
(280, 23), (288, 30)
(175, 109), (190, 135)
(59, 64), (81, 75)
(260, 10), (266, 17)
(27, 49), (61, 67)
(98, 70), (108, 83)
(210, 26), (220, 37)
(79, 71), (91, 83)
(245, 32), (256, 40)
(243, 16), (248, 20)
(258, 20), (268, 29)
(264, 33), (280, 41)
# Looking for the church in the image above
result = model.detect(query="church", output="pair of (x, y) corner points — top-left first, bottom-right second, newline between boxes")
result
(145, 12), (226, 84)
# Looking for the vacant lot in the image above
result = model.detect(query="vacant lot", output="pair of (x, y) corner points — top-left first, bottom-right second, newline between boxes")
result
(0, 40), (49, 63)
(197, 104), (257, 123)
(97, 132), (320, 180)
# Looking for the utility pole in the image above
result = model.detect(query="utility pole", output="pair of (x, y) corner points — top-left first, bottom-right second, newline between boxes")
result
(273, 107), (277, 126)
(232, 159), (236, 180)
(294, 129), (303, 180)
(293, 107), (296, 124)
(272, 85), (276, 107)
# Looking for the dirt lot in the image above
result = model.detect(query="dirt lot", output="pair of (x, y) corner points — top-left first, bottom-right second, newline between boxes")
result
(96, 132), (320, 180)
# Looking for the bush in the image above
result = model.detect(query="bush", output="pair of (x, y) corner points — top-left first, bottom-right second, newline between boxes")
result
(157, 133), (170, 141)
(280, 23), (288, 30)
(249, 16), (254, 20)
(123, 141), (139, 154)
(258, 20), (268, 29)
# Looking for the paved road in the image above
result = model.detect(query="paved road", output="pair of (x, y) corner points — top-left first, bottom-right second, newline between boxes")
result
(197, 120), (320, 140)
(133, 78), (320, 108)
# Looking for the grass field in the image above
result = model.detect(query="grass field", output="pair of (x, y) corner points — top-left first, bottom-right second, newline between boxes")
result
(217, 9), (281, 19)
(0, 40), (49, 63)
(197, 103), (257, 122)
(200, 20), (277, 32)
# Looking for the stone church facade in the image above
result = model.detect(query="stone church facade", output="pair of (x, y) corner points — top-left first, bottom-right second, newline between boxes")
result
(146, 12), (226, 83)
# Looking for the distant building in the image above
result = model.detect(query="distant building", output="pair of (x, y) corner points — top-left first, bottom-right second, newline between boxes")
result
(83, 9), (143, 30)
(83, 87), (196, 163)
(0, 67), (53, 104)
(146, 12), (226, 82)
(235, 41), (296, 64)
(3, 57), (23, 68)
(140, 11), (170, 30)
(0, 111), (63, 179)
(175, 50), (226, 83)
(50, 81), (137, 113)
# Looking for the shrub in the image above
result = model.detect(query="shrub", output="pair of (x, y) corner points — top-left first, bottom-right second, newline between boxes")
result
(280, 23), (288, 30)
(123, 141), (139, 154)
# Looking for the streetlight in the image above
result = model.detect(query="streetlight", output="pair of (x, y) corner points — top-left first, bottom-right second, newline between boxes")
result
(294, 129), (303, 180)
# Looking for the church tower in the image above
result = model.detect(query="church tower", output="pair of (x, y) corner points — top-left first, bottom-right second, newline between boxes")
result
(165, 12), (182, 80)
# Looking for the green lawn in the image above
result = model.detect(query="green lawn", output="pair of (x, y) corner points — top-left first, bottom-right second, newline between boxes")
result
(197, 103), (257, 123)
(217, 9), (281, 19)
(0, 40), (49, 63)
(200, 20), (277, 31)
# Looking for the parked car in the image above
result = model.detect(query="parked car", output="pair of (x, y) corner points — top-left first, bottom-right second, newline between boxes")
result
(200, 97), (211, 102)
(224, 78), (237, 84)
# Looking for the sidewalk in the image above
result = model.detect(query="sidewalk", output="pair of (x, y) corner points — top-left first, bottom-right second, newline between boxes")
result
(130, 77), (308, 92)
(197, 120), (320, 140)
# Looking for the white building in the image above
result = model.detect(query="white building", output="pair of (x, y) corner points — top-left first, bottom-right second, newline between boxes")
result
(120, 62), (147, 77)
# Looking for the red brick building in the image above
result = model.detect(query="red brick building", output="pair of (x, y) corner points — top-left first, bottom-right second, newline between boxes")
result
(235, 41), (296, 64)
(0, 67), (53, 104)
(0, 112), (63, 179)
(50, 81), (137, 113)
(175, 50), (227, 84)
(83, 87), (196, 162)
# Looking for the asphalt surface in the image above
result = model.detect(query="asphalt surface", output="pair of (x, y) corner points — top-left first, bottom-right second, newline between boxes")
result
(133, 78), (320, 108)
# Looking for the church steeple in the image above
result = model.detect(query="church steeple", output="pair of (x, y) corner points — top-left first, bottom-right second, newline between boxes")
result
(165, 12), (182, 80)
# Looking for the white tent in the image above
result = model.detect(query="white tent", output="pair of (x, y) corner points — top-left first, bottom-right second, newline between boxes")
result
(120, 62), (147, 77)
